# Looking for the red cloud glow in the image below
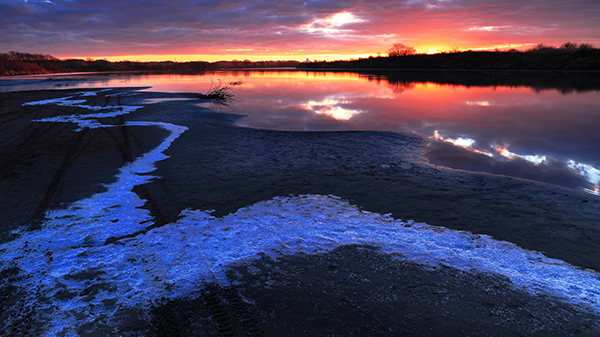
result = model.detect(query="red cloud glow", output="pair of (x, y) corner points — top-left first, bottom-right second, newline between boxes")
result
(1, 0), (599, 61)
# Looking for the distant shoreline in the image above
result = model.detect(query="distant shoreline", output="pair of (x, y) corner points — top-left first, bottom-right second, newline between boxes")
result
(297, 49), (600, 71)
(3, 65), (599, 78)
(3, 47), (600, 76)
(295, 67), (600, 72)
(0, 51), (301, 76)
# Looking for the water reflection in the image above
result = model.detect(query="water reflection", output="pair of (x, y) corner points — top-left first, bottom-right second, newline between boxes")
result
(230, 71), (600, 196)
(3, 70), (600, 195)
(433, 131), (493, 157)
(304, 98), (362, 120)
(495, 145), (546, 165)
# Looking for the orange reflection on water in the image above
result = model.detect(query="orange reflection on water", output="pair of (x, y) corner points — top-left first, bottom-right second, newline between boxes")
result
(51, 70), (600, 194)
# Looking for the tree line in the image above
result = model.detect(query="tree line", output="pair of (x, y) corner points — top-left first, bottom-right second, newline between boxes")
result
(3, 43), (599, 75)
(0, 52), (301, 76)
(298, 42), (600, 71)
(0, 52), (214, 76)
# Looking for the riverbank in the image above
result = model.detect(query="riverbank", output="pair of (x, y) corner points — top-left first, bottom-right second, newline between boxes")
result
(297, 48), (600, 71)
(1, 88), (599, 336)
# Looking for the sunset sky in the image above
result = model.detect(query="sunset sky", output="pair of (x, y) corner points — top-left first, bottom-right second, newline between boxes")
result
(2, 0), (600, 62)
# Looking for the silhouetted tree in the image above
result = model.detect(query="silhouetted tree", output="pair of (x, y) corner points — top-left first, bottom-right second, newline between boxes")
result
(561, 42), (579, 51)
(387, 43), (416, 57)
(576, 43), (594, 51)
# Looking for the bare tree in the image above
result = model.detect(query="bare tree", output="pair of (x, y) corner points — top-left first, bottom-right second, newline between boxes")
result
(387, 43), (417, 57)
(576, 43), (593, 51)
(449, 46), (462, 53)
(560, 42), (579, 51)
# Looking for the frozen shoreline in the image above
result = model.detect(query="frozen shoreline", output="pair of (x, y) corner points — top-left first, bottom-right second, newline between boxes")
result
(1, 88), (600, 335)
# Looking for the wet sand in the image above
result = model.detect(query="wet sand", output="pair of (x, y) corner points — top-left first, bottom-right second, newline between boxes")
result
(1, 88), (600, 336)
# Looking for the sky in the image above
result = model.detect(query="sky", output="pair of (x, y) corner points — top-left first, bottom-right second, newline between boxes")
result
(2, 0), (600, 62)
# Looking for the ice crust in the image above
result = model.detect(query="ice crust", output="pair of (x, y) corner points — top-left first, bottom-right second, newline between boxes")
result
(2, 89), (600, 335)
(25, 90), (143, 131)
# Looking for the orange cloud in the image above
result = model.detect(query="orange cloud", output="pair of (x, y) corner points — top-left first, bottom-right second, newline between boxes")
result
(2, 0), (598, 61)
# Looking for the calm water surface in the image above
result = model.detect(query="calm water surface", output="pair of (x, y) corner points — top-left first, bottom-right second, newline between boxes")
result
(3, 70), (600, 195)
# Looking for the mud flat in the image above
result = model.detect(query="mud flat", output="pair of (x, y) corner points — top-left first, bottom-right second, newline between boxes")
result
(1, 88), (599, 336)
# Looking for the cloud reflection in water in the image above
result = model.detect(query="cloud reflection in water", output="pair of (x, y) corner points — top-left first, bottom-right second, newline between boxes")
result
(15, 70), (600, 195)
(228, 71), (600, 196)
(304, 98), (362, 120)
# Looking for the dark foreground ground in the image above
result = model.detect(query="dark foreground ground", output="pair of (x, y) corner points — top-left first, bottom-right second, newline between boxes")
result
(1, 88), (599, 336)
(144, 245), (599, 337)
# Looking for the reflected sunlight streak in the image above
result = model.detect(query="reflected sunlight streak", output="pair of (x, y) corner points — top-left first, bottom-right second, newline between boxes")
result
(433, 131), (493, 157)
(466, 101), (491, 106)
(495, 146), (547, 165)
(568, 160), (600, 186)
(304, 98), (362, 120)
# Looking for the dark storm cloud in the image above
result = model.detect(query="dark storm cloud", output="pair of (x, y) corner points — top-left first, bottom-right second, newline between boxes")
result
(1, 0), (351, 53)
(3, 0), (322, 31)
